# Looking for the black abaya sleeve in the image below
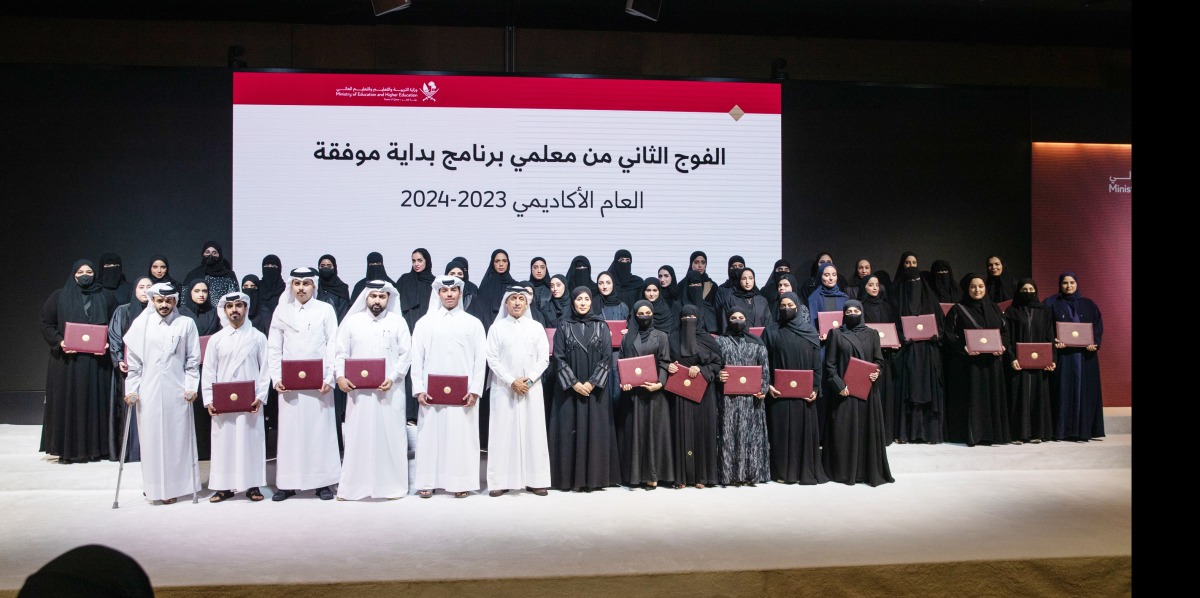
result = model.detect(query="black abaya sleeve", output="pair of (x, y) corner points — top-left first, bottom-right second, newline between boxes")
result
(552, 322), (579, 390)
(41, 290), (63, 349)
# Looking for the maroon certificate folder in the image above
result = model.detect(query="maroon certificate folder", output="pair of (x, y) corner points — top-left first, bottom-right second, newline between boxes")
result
(1056, 322), (1095, 347)
(199, 335), (212, 362)
(939, 303), (954, 316)
(817, 311), (842, 336)
(345, 358), (386, 388)
(63, 322), (107, 354)
(664, 367), (707, 403)
(211, 381), (256, 414)
(723, 365), (763, 395)
(1016, 343), (1053, 369)
(618, 354), (657, 387)
(545, 328), (556, 355)
(773, 369), (814, 400)
(844, 357), (879, 401)
(965, 328), (1003, 353)
(749, 327), (765, 337)
(996, 299), (1013, 314)
(281, 359), (323, 390)
(866, 323), (900, 349)
(606, 320), (627, 348)
(901, 314), (938, 341)
(426, 374), (470, 405)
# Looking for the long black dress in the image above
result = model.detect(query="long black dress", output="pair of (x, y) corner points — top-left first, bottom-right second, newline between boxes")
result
(666, 305), (723, 487)
(891, 266), (947, 444)
(40, 260), (118, 463)
(548, 297), (621, 491)
(615, 310), (674, 486)
(315, 253), (352, 322)
(761, 301), (827, 485)
(181, 278), (220, 460)
(1044, 273), (1105, 441)
(858, 277), (900, 446)
(1003, 280), (1055, 443)
(821, 312), (893, 486)
(944, 278), (1011, 446)
(107, 287), (148, 462)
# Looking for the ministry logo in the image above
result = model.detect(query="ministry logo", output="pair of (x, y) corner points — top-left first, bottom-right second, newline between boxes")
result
(1107, 171), (1130, 193)
(421, 81), (439, 102)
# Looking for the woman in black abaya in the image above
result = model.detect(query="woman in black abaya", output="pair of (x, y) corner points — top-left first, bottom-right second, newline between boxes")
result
(316, 254), (352, 322)
(615, 300), (674, 489)
(761, 291), (826, 485)
(181, 278), (219, 460)
(821, 300), (893, 486)
(258, 254), (287, 316)
(666, 305), (723, 489)
(1004, 278), (1055, 443)
(858, 274), (900, 445)
(721, 268), (773, 332)
(928, 260), (962, 305)
(396, 248), (436, 332)
(566, 255), (599, 297)
(759, 259), (793, 306)
(607, 249), (643, 308)
(944, 274), (1011, 446)
(985, 255), (1019, 304)
(183, 241), (238, 307)
(350, 252), (393, 304)
(40, 259), (118, 463)
(107, 276), (152, 462)
(147, 254), (180, 289)
(98, 253), (133, 305)
(529, 257), (552, 317)
(657, 265), (682, 304)
(548, 287), (621, 492)
(477, 249), (517, 330)
(891, 264), (947, 444)
(633, 277), (679, 336)
(680, 251), (719, 332)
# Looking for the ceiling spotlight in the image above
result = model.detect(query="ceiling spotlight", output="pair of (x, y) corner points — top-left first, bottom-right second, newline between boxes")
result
(372, 0), (411, 16)
(626, 0), (661, 22)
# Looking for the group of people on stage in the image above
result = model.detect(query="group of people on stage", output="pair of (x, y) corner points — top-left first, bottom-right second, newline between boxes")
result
(39, 244), (1105, 503)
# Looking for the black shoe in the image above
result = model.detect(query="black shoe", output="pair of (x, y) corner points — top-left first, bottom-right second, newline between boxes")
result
(317, 486), (335, 500)
(272, 489), (295, 502)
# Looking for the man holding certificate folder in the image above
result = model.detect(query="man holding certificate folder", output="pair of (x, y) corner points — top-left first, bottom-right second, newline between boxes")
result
(201, 292), (270, 503)
(410, 276), (487, 499)
(333, 281), (412, 500)
(267, 268), (340, 501)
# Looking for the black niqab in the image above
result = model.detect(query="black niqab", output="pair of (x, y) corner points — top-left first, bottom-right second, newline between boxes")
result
(317, 254), (351, 302)
(259, 254), (286, 307)
(567, 256), (598, 295)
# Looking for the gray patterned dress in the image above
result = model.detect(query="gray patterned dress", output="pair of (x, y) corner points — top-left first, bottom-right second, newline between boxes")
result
(714, 334), (771, 484)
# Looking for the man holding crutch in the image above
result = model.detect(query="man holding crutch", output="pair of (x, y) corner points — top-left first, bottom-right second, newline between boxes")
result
(121, 282), (202, 505)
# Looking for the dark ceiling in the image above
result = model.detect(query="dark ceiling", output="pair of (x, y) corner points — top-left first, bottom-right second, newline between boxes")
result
(2, 0), (1131, 49)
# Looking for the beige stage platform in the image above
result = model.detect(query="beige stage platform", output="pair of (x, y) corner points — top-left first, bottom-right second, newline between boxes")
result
(0, 412), (1132, 597)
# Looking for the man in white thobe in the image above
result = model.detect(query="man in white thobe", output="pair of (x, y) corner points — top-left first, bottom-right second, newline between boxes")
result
(123, 283), (201, 504)
(333, 281), (412, 500)
(267, 267), (340, 501)
(201, 292), (270, 503)
(485, 285), (551, 496)
(412, 275), (487, 498)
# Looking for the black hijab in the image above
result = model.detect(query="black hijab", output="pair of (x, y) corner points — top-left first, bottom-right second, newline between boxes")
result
(958, 273), (1004, 328)
(567, 256), (598, 295)
(731, 267), (759, 299)
(607, 249), (642, 305)
(529, 257), (550, 289)
(721, 255), (746, 289)
(688, 251), (713, 284)
(146, 254), (179, 288)
(985, 255), (1019, 303)
(363, 251), (393, 284)
(630, 299), (656, 342)
(182, 278), (220, 335)
(760, 259), (791, 304)
(200, 241), (234, 277)
(56, 259), (111, 326)
(317, 254), (351, 302)
(857, 275), (893, 324)
(639, 277), (678, 333)
(478, 249), (517, 314)
(776, 291), (820, 348)
(98, 253), (128, 290)
(124, 276), (152, 322)
(891, 266), (939, 317)
(841, 299), (870, 332)
(397, 247), (436, 310)
(723, 306), (765, 347)
(892, 252), (918, 289)
(445, 258), (479, 296)
(241, 274), (262, 321)
(680, 268), (713, 308)
(569, 286), (604, 322)
(596, 271), (625, 307)
(671, 304), (721, 359)
(1011, 277), (1047, 310)
(658, 265), (681, 303)
(259, 254), (286, 306)
(547, 274), (571, 322)
(929, 259), (962, 304)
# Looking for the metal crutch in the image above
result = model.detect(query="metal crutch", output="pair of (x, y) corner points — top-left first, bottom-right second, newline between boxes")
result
(189, 396), (200, 504)
(111, 398), (134, 509)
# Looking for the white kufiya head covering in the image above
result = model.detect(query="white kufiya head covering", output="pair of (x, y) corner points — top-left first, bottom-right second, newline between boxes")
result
(216, 291), (251, 328)
(498, 284), (534, 320)
(428, 275), (466, 315)
(271, 267), (322, 332)
(345, 280), (402, 320)
(145, 282), (181, 316)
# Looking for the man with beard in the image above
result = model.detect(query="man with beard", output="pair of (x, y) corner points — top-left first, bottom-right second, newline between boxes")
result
(334, 281), (412, 500)
(267, 267), (340, 501)
(122, 283), (201, 504)
(202, 292), (271, 503)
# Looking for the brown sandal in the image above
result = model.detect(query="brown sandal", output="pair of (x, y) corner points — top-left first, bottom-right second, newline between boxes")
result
(418, 489), (433, 499)
(209, 490), (235, 503)
(454, 491), (470, 499)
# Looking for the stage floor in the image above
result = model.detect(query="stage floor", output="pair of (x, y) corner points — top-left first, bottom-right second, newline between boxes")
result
(0, 422), (1131, 593)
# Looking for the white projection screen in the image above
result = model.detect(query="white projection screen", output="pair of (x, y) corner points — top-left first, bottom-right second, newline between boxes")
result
(233, 72), (781, 287)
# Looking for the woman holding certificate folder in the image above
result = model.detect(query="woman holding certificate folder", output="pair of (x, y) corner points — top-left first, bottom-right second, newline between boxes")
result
(666, 304), (722, 489)
(821, 300), (893, 487)
(761, 292), (827, 485)
(615, 300), (674, 490)
(1003, 279), (1056, 444)
(944, 274), (1011, 446)
(714, 308), (771, 486)
(1044, 272), (1104, 442)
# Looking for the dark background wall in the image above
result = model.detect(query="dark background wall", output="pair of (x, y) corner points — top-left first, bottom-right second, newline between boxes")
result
(0, 15), (1131, 420)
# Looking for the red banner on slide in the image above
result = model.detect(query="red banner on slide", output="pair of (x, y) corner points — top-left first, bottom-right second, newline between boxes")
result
(233, 72), (780, 114)
(1031, 143), (1131, 407)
